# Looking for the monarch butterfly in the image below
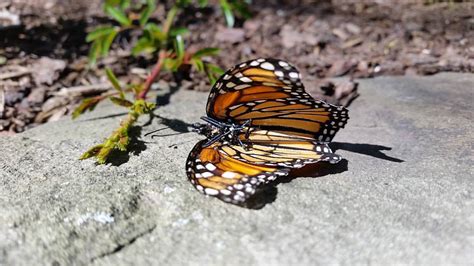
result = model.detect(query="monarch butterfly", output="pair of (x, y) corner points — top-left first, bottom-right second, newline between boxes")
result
(186, 58), (349, 204)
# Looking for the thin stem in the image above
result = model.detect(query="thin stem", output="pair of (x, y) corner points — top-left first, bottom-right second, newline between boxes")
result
(137, 50), (167, 100)
(136, 3), (179, 100)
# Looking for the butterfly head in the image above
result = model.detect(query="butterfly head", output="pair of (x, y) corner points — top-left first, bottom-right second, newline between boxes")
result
(191, 122), (215, 138)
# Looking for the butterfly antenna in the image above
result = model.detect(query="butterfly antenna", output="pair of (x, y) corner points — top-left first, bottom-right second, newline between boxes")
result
(144, 127), (168, 137)
(145, 127), (191, 139)
(200, 116), (226, 128)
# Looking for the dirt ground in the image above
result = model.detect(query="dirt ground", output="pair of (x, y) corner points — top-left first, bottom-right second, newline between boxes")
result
(0, 0), (472, 134)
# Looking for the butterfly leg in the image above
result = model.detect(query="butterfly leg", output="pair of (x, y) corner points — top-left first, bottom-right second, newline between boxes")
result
(202, 131), (228, 147)
(244, 119), (253, 141)
(240, 119), (253, 151)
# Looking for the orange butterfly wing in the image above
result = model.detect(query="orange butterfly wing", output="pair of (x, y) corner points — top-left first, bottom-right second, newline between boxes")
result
(206, 58), (349, 142)
(186, 129), (341, 204)
(186, 140), (288, 204)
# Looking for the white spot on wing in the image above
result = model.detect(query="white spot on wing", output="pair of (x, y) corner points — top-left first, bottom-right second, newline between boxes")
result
(289, 72), (299, 79)
(205, 163), (216, 171)
(220, 189), (231, 195)
(205, 188), (219, 195)
(250, 61), (259, 66)
(222, 171), (237, 179)
(274, 71), (284, 77)
(260, 62), (275, 70)
(240, 77), (252, 83)
(235, 84), (251, 90)
(201, 172), (213, 178)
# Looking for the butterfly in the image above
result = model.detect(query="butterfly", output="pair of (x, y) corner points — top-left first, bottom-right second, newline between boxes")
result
(186, 58), (349, 204)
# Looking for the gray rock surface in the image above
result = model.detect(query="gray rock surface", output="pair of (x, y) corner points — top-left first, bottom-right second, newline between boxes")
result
(1, 73), (473, 265)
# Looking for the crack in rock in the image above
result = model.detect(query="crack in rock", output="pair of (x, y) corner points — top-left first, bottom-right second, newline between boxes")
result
(90, 224), (157, 263)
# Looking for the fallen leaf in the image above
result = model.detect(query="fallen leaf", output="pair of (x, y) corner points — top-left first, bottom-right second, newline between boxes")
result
(26, 87), (46, 106)
(30, 57), (66, 85)
(326, 59), (357, 77)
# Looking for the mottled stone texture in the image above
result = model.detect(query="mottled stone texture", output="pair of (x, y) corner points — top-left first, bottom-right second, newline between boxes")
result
(1, 73), (472, 265)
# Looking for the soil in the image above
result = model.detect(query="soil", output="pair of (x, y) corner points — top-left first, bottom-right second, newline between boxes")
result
(0, 0), (473, 134)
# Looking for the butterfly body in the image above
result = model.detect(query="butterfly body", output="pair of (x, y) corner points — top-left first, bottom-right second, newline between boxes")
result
(186, 58), (349, 204)
(193, 116), (253, 148)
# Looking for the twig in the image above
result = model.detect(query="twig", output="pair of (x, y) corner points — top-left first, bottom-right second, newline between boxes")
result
(0, 88), (4, 114)
(137, 51), (167, 100)
(56, 83), (111, 97)
(0, 68), (30, 80)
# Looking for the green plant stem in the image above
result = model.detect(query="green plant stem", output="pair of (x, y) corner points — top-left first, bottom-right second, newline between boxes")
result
(95, 113), (136, 163)
(138, 50), (167, 99)
(163, 5), (178, 36)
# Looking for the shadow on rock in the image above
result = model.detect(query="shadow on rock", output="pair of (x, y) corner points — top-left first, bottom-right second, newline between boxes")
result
(155, 84), (180, 107)
(107, 126), (147, 166)
(242, 160), (349, 210)
(144, 115), (192, 138)
(331, 142), (404, 163)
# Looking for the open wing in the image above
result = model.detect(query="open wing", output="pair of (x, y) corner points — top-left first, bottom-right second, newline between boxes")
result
(206, 58), (349, 142)
(186, 130), (341, 204)
(186, 140), (288, 204)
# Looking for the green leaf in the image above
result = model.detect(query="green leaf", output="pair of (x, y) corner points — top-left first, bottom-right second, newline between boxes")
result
(96, 145), (113, 164)
(204, 63), (225, 85)
(72, 98), (101, 119)
(197, 0), (208, 7)
(163, 58), (178, 72)
(219, 0), (235, 27)
(139, 0), (156, 26)
(105, 6), (131, 26)
(145, 23), (166, 41)
(129, 83), (144, 96)
(110, 96), (133, 107)
(132, 99), (156, 115)
(192, 47), (220, 59)
(163, 58), (179, 71)
(163, 5), (178, 35)
(86, 26), (115, 42)
(117, 135), (129, 151)
(119, 0), (131, 10)
(174, 35), (185, 60)
(79, 144), (104, 160)
(207, 63), (225, 75)
(88, 39), (101, 65)
(176, 0), (192, 7)
(132, 36), (156, 56)
(101, 28), (119, 56)
(169, 27), (189, 37)
(192, 58), (205, 72)
(231, 0), (252, 19)
(105, 68), (124, 98)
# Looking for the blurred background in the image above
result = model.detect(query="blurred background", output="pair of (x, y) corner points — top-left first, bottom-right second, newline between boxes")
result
(0, 0), (472, 134)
